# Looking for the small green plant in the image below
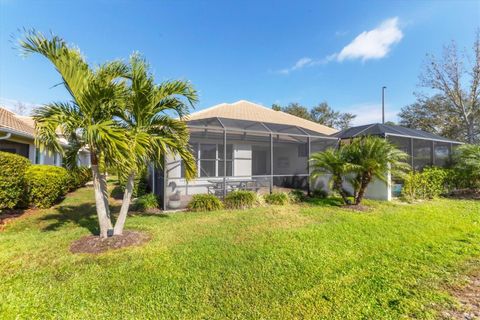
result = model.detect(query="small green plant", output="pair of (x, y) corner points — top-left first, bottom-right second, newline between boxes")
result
(135, 193), (159, 211)
(401, 167), (450, 201)
(66, 166), (92, 191)
(264, 192), (290, 205)
(311, 188), (328, 199)
(26, 165), (69, 208)
(188, 194), (223, 212)
(288, 189), (305, 203)
(224, 190), (257, 209)
(0, 151), (31, 209)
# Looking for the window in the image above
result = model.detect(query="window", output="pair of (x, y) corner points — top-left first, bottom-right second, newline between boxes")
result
(297, 143), (308, 157)
(35, 148), (41, 164)
(182, 143), (233, 177)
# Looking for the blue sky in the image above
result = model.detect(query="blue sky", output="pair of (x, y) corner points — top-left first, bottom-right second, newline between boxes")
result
(0, 0), (478, 124)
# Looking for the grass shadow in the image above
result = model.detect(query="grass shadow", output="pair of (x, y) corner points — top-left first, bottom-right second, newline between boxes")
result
(41, 203), (100, 234)
(305, 197), (344, 207)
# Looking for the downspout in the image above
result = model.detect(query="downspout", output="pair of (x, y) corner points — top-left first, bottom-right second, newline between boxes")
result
(0, 132), (12, 140)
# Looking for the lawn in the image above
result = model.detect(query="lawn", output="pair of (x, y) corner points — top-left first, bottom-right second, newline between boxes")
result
(0, 186), (479, 319)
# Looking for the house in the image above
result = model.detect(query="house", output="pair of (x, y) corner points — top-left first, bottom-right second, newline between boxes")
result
(152, 100), (339, 210)
(333, 123), (463, 199)
(0, 107), (90, 166)
(151, 101), (463, 210)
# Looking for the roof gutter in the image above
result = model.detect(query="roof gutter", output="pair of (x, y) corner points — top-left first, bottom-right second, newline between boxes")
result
(0, 127), (35, 140)
(0, 132), (12, 140)
(384, 133), (463, 144)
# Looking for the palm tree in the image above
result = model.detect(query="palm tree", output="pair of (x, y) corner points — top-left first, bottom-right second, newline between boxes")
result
(309, 148), (356, 204)
(346, 136), (410, 205)
(112, 54), (198, 235)
(20, 31), (129, 238)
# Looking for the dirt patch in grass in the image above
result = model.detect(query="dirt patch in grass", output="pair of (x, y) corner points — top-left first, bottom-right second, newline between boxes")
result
(70, 230), (150, 254)
(442, 272), (480, 320)
(342, 204), (370, 212)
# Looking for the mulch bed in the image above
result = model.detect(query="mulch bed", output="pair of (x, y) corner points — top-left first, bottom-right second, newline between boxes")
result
(70, 230), (150, 254)
(446, 189), (480, 200)
(341, 204), (370, 212)
(442, 273), (480, 320)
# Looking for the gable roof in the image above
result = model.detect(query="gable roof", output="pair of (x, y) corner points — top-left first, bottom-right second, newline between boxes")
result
(0, 107), (35, 138)
(186, 100), (337, 135)
(333, 123), (462, 144)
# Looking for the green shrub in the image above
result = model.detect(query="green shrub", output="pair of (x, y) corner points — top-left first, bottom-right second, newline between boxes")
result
(0, 151), (30, 209)
(66, 166), (91, 191)
(26, 165), (69, 208)
(188, 194), (223, 212)
(264, 192), (290, 205)
(224, 190), (257, 209)
(401, 167), (450, 201)
(288, 189), (305, 203)
(118, 170), (149, 198)
(452, 144), (480, 189)
(135, 193), (159, 211)
(311, 188), (328, 199)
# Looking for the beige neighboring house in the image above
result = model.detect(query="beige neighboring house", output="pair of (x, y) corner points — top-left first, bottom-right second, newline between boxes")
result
(0, 107), (90, 166)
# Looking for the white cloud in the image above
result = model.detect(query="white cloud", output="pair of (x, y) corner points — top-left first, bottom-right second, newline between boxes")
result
(0, 97), (41, 115)
(337, 17), (403, 62)
(276, 17), (403, 74)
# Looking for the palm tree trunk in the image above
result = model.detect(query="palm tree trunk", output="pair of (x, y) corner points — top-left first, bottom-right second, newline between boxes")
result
(113, 172), (135, 236)
(355, 173), (372, 205)
(99, 172), (113, 230)
(334, 177), (351, 205)
(91, 164), (113, 238)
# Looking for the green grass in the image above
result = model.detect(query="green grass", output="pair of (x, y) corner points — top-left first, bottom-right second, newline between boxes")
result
(0, 186), (479, 319)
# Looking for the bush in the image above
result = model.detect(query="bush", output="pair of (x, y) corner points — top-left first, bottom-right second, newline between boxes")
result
(0, 151), (30, 209)
(401, 167), (450, 201)
(453, 144), (480, 189)
(288, 189), (305, 203)
(118, 170), (149, 198)
(264, 192), (290, 205)
(224, 190), (257, 209)
(26, 165), (69, 208)
(135, 193), (159, 211)
(188, 194), (223, 212)
(66, 166), (92, 191)
(311, 188), (328, 199)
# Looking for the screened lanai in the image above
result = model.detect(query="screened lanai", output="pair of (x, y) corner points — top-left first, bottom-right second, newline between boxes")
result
(334, 123), (463, 198)
(157, 116), (338, 210)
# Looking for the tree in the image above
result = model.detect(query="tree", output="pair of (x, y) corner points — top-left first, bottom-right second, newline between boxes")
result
(311, 102), (356, 130)
(398, 94), (464, 141)
(281, 103), (312, 120)
(309, 148), (357, 205)
(273, 101), (356, 130)
(113, 54), (198, 236)
(346, 137), (410, 205)
(20, 31), (129, 238)
(416, 32), (480, 143)
(453, 144), (480, 189)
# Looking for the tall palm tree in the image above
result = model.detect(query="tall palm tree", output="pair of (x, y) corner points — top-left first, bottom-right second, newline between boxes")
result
(346, 136), (410, 205)
(112, 54), (198, 235)
(309, 148), (356, 204)
(20, 31), (129, 238)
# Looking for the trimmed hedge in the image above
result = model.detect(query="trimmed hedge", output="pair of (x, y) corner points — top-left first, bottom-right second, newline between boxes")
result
(264, 192), (290, 205)
(224, 190), (257, 209)
(188, 194), (223, 212)
(26, 165), (69, 208)
(66, 166), (92, 191)
(0, 151), (31, 209)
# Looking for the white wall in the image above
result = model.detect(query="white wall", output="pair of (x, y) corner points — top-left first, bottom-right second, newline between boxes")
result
(233, 144), (252, 176)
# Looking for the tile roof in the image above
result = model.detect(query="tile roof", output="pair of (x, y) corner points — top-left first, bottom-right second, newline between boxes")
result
(0, 107), (35, 137)
(186, 100), (337, 135)
(333, 123), (462, 144)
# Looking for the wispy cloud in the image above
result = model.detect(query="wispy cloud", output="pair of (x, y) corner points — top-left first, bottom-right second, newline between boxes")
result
(336, 17), (403, 62)
(343, 102), (398, 126)
(277, 17), (403, 74)
(0, 97), (41, 115)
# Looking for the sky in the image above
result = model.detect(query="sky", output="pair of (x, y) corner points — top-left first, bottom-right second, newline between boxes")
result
(0, 0), (479, 125)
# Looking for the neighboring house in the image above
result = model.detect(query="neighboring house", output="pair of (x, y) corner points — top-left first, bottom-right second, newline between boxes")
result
(153, 100), (339, 210)
(0, 107), (90, 167)
(152, 101), (463, 210)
